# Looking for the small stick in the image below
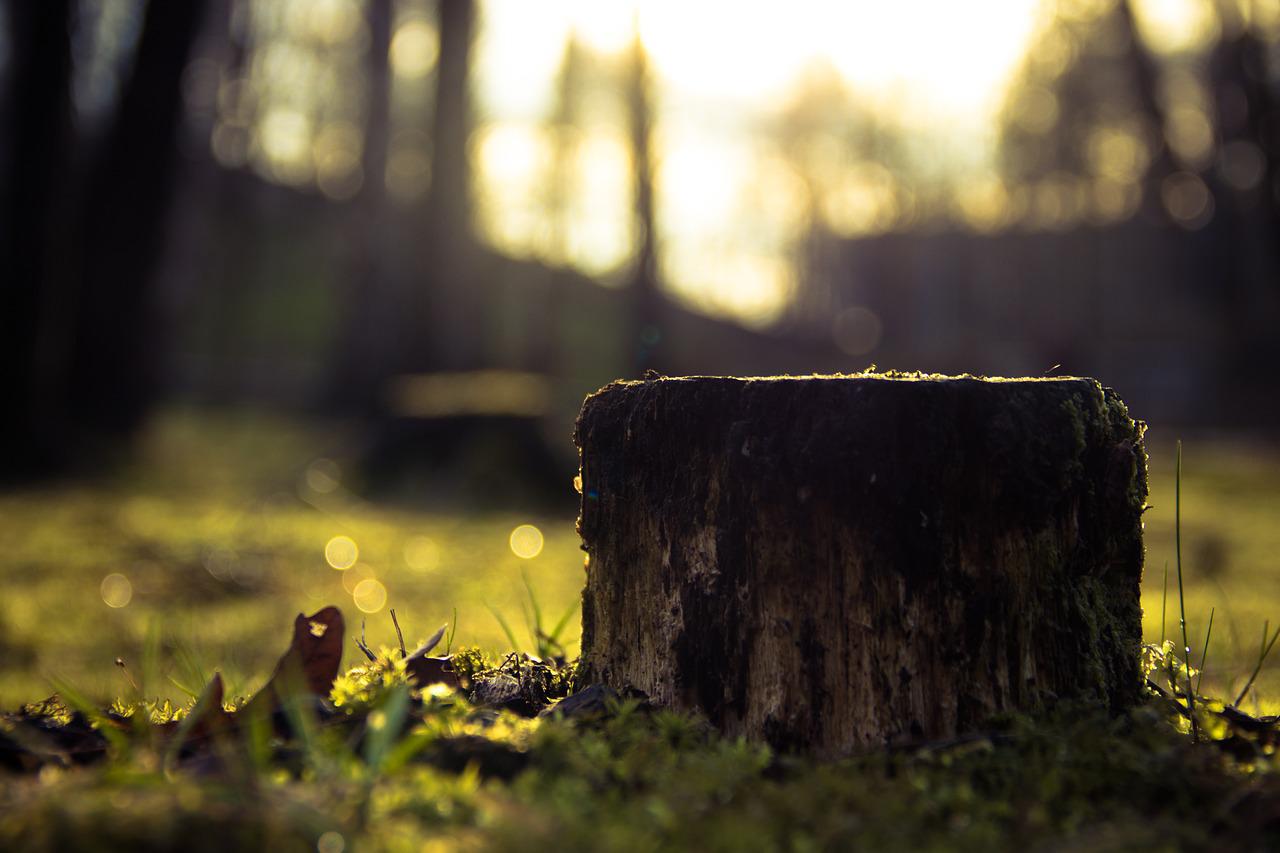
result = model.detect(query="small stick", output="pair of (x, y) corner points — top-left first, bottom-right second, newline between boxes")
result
(390, 608), (407, 658)
(115, 657), (140, 694)
(356, 619), (376, 662)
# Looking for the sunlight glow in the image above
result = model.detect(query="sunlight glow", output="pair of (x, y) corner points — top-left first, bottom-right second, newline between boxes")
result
(1161, 171), (1214, 229)
(473, 0), (1045, 324)
(390, 19), (439, 78)
(325, 536), (359, 570)
(1132, 0), (1220, 53)
(341, 563), (377, 594)
(353, 578), (388, 613)
(509, 524), (545, 560)
(404, 536), (441, 571)
(305, 459), (342, 494)
(100, 573), (133, 609)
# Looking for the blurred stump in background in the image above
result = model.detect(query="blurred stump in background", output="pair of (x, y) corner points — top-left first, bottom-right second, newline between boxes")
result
(359, 371), (571, 508)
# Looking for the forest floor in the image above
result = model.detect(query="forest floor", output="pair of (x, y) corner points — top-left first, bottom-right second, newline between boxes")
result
(1, 408), (1279, 850)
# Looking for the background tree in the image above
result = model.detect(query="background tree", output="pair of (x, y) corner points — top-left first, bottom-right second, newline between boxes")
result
(66, 0), (209, 441)
(0, 1), (76, 475)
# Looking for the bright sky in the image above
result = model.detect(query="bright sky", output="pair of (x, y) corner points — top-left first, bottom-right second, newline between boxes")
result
(464, 0), (1216, 326)
(477, 0), (1045, 119)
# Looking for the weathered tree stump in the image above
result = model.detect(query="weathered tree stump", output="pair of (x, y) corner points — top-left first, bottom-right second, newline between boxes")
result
(574, 375), (1147, 755)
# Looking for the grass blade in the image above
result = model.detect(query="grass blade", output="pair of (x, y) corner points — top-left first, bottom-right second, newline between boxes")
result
(48, 676), (129, 755)
(363, 683), (411, 773)
(1175, 441), (1198, 741)
(1233, 620), (1280, 708)
(549, 599), (579, 647)
(1195, 607), (1214, 695)
(445, 607), (457, 655)
(1160, 562), (1168, 647)
(521, 568), (544, 654)
(486, 603), (521, 653)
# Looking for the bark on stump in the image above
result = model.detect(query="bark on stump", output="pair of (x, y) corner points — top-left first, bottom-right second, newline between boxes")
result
(574, 375), (1147, 755)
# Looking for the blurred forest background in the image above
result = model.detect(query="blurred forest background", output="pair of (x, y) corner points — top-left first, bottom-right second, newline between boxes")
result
(1, 0), (1279, 705)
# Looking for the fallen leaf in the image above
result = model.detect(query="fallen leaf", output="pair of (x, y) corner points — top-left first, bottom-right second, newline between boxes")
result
(405, 655), (461, 690)
(175, 672), (229, 742)
(243, 606), (345, 716)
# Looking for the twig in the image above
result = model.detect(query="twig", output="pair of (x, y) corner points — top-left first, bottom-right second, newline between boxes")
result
(356, 619), (376, 662)
(115, 657), (140, 694)
(390, 608), (407, 658)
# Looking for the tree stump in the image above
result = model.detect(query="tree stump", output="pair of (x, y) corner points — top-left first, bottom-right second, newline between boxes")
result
(574, 375), (1147, 755)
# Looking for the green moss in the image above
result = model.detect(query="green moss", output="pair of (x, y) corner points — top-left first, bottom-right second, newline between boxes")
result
(4, 670), (1280, 851)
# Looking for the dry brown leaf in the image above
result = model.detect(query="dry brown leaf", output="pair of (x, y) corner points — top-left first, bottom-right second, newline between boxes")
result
(243, 606), (345, 716)
(406, 655), (461, 690)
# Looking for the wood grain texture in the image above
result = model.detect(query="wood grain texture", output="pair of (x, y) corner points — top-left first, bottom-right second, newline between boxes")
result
(575, 375), (1147, 755)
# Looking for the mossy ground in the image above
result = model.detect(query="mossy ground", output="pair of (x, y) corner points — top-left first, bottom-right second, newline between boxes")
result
(4, 652), (1280, 852)
(1, 409), (1279, 849)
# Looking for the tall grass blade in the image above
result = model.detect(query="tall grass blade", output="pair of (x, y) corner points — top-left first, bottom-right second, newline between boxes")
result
(1174, 441), (1198, 740)
(1233, 620), (1280, 708)
(1196, 607), (1214, 695)
(1161, 562), (1168, 647)
(142, 618), (163, 698)
(549, 599), (579, 647)
(48, 675), (128, 755)
(487, 603), (521, 653)
(521, 568), (543, 635)
(363, 683), (411, 773)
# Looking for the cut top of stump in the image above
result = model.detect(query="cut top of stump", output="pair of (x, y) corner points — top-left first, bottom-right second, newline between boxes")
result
(574, 374), (1148, 755)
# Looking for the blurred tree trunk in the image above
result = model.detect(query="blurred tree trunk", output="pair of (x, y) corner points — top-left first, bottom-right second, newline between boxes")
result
(0, 1), (76, 476)
(1209, 18), (1280, 268)
(624, 27), (663, 374)
(329, 0), (396, 411)
(1114, 0), (1176, 219)
(202, 0), (262, 403)
(417, 0), (483, 372)
(65, 0), (208, 442)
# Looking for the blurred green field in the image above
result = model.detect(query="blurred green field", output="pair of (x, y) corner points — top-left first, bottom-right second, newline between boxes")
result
(0, 409), (586, 708)
(1141, 432), (1280, 710)
(0, 411), (1277, 712)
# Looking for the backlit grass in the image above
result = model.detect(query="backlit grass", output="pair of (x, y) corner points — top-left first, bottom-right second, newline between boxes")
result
(0, 408), (584, 708)
(1, 411), (1277, 716)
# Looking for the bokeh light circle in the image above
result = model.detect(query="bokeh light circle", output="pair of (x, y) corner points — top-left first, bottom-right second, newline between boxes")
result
(100, 573), (133, 609)
(342, 563), (377, 594)
(305, 458), (341, 494)
(353, 578), (388, 614)
(325, 535), (359, 570)
(509, 524), (545, 559)
(317, 831), (345, 853)
(403, 535), (441, 571)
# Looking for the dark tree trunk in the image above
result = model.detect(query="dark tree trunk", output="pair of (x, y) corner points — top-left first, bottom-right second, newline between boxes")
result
(0, 0), (76, 476)
(66, 0), (208, 440)
(575, 375), (1147, 755)
(624, 29), (662, 374)
(328, 0), (396, 411)
(417, 0), (482, 372)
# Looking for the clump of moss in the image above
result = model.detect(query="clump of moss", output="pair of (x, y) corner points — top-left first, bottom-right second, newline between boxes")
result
(7, 648), (1280, 852)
